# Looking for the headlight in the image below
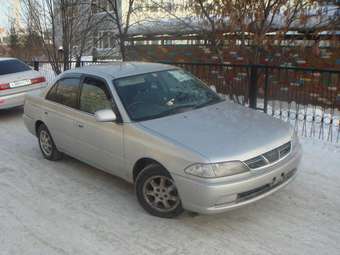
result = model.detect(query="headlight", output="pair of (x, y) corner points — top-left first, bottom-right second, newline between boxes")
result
(184, 161), (249, 178)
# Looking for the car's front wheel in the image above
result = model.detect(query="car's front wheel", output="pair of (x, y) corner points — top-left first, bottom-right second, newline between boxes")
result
(136, 164), (183, 218)
(37, 123), (62, 161)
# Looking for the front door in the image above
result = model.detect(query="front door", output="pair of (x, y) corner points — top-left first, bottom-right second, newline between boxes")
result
(71, 76), (126, 179)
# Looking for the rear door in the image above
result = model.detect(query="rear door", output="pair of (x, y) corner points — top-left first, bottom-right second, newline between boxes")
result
(43, 76), (81, 154)
(70, 76), (126, 178)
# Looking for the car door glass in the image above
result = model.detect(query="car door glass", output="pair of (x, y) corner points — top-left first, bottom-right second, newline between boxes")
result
(46, 83), (59, 102)
(55, 78), (80, 109)
(79, 77), (112, 114)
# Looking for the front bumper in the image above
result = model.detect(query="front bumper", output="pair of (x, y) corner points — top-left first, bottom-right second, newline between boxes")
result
(173, 144), (302, 214)
(0, 85), (46, 110)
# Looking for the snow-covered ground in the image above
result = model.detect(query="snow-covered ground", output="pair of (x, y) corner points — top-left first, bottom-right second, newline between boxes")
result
(1, 108), (339, 255)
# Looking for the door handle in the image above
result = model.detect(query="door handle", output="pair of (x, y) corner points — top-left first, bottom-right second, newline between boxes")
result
(77, 123), (84, 128)
(44, 111), (48, 115)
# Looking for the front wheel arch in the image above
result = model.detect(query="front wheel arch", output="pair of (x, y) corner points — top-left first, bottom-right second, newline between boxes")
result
(135, 163), (184, 218)
(133, 157), (169, 182)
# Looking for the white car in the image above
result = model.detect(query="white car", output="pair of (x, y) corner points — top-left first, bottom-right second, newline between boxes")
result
(0, 57), (47, 110)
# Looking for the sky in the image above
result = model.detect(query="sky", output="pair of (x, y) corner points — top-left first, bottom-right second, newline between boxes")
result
(0, 0), (15, 30)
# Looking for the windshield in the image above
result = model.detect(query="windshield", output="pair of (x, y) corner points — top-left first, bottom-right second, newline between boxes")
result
(114, 69), (223, 121)
(0, 59), (31, 75)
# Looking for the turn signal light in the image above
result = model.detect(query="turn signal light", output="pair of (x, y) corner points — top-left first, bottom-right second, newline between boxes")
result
(31, 76), (46, 84)
(0, 83), (10, 90)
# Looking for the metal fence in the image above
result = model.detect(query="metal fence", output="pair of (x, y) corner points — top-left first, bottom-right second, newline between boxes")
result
(29, 60), (340, 143)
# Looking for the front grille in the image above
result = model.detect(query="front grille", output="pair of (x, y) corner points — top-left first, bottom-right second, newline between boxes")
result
(245, 156), (267, 169)
(278, 142), (291, 158)
(237, 184), (271, 201)
(237, 168), (297, 202)
(263, 148), (280, 163)
(245, 141), (291, 169)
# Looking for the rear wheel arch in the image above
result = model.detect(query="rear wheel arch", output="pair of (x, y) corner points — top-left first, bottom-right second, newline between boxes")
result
(36, 122), (62, 161)
(35, 120), (44, 137)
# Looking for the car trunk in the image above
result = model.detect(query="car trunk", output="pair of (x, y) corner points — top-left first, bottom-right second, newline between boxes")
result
(0, 70), (45, 97)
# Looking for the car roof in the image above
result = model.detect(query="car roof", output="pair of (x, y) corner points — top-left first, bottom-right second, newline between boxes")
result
(63, 61), (178, 79)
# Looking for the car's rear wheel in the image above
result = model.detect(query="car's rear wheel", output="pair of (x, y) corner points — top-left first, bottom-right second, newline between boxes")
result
(38, 124), (62, 161)
(136, 164), (183, 218)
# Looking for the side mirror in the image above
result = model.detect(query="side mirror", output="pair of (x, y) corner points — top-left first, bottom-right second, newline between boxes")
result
(94, 109), (117, 122)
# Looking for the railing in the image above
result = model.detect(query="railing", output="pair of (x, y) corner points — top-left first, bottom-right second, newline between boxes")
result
(28, 60), (340, 143)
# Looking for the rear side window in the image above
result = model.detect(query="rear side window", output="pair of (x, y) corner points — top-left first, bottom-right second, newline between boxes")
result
(79, 77), (112, 114)
(0, 59), (31, 75)
(46, 78), (80, 109)
(46, 83), (58, 102)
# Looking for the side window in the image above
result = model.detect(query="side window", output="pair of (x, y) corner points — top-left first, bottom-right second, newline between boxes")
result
(57, 78), (80, 108)
(79, 77), (112, 114)
(46, 83), (59, 102)
(46, 78), (80, 109)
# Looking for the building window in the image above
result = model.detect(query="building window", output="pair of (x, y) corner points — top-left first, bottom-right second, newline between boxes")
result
(92, 0), (114, 14)
(93, 31), (115, 49)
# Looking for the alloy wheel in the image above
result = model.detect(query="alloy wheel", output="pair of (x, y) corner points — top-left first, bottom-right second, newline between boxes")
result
(142, 175), (180, 212)
(39, 130), (53, 156)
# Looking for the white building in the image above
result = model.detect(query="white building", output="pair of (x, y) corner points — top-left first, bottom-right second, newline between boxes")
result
(9, 0), (22, 31)
(54, 0), (193, 58)
(0, 27), (7, 44)
(92, 0), (191, 57)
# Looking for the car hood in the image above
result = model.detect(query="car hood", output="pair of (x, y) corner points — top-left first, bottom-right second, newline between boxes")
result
(139, 101), (293, 162)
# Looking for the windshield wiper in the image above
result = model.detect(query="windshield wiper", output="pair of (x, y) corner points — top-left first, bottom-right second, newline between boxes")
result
(135, 101), (221, 122)
(142, 104), (196, 121)
(162, 104), (196, 115)
(195, 98), (224, 109)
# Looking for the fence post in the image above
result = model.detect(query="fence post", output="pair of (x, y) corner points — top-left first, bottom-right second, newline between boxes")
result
(248, 65), (258, 109)
(263, 67), (269, 113)
(33, 61), (39, 71)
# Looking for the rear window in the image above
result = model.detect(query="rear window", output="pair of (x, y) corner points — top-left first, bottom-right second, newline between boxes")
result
(0, 59), (31, 75)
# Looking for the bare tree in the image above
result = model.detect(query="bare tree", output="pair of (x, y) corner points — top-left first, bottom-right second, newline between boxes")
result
(134, 0), (320, 65)
(73, 2), (106, 65)
(21, 0), (101, 73)
(92, 0), (145, 60)
(22, 0), (62, 73)
(188, 0), (338, 65)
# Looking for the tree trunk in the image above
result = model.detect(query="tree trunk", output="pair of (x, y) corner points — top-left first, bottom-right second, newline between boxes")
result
(120, 36), (126, 61)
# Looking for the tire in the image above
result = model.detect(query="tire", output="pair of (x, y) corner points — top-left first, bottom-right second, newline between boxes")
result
(135, 164), (184, 218)
(37, 123), (62, 161)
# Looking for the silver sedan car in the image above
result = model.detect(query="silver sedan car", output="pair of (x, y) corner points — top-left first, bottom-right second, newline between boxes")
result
(24, 62), (301, 218)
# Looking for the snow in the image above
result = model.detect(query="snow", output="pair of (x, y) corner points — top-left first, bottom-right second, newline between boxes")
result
(0, 107), (340, 254)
